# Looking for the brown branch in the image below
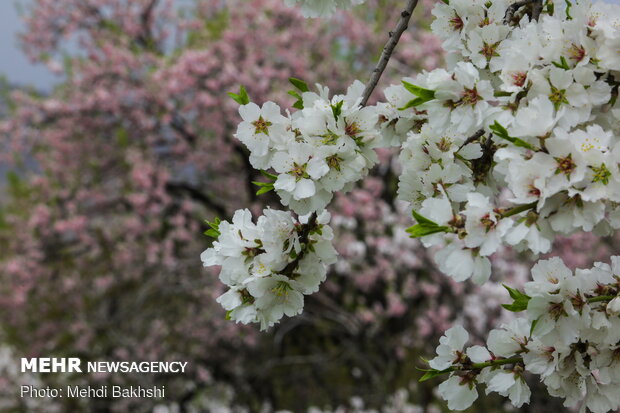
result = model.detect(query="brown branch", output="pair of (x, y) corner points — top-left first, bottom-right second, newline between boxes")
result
(504, 0), (543, 24)
(170, 114), (197, 144)
(459, 129), (486, 150)
(136, 0), (160, 52)
(281, 213), (318, 278)
(165, 182), (227, 216)
(360, 0), (420, 107)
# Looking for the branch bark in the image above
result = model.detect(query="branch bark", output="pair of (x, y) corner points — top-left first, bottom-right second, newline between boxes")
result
(281, 213), (318, 278)
(504, 0), (543, 24)
(165, 182), (227, 216)
(360, 0), (420, 107)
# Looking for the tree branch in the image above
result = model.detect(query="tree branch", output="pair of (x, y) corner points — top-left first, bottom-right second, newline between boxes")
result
(459, 129), (486, 150)
(504, 0), (543, 24)
(281, 213), (318, 277)
(170, 114), (197, 145)
(165, 182), (227, 216)
(360, 0), (419, 107)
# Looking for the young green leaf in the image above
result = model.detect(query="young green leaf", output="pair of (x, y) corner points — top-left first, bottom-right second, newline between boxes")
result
(501, 284), (531, 312)
(412, 210), (439, 226)
(399, 81), (436, 110)
(490, 121), (538, 151)
(256, 185), (274, 195)
(204, 217), (222, 238)
(331, 100), (344, 121)
(259, 170), (278, 180)
(228, 85), (250, 105)
(289, 77), (309, 92)
(401, 81), (436, 100)
(407, 210), (450, 238)
(419, 368), (450, 382)
(551, 56), (570, 70)
(406, 223), (450, 238)
(252, 181), (275, 195)
(252, 170), (278, 195)
(204, 229), (220, 238)
(288, 89), (304, 109)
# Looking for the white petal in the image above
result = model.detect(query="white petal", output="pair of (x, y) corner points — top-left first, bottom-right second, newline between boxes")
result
(274, 174), (297, 192)
(467, 346), (491, 363)
(293, 179), (316, 200)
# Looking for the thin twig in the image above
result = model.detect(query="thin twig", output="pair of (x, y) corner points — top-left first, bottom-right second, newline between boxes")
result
(165, 182), (227, 216)
(360, 0), (420, 107)
(276, 0), (417, 282)
(459, 129), (486, 150)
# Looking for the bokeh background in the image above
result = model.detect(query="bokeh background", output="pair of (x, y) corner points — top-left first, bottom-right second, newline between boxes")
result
(0, 0), (619, 412)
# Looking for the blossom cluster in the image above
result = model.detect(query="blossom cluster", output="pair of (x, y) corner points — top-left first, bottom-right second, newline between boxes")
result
(204, 81), (385, 327)
(426, 256), (620, 413)
(235, 80), (381, 215)
(378, 0), (620, 283)
(284, 0), (366, 17)
(201, 209), (337, 330)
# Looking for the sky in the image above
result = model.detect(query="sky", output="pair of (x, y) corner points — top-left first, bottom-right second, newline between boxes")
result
(0, 1), (56, 90)
(0, 0), (619, 91)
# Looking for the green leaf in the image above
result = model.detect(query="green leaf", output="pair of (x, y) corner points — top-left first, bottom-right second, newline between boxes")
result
(490, 121), (538, 151)
(288, 90), (304, 109)
(260, 170), (278, 180)
(251, 181), (272, 187)
(502, 300), (529, 312)
(256, 186), (273, 195)
(399, 98), (426, 110)
(419, 368), (450, 382)
(502, 284), (527, 300)
(331, 100), (344, 121)
(412, 210), (438, 226)
(551, 56), (570, 70)
(289, 77), (309, 92)
(399, 81), (436, 110)
(204, 229), (220, 238)
(530, 318), (539, 336)
(406, 223), (450, 238)
(407, 210), (450, 238)
(402, 81), (436, 100)
(204, 217), (222, 238)
(228, 85), (250, 105)
(253, 170), (277, 195)
(252, 181), (274, 195)
(501, 284), (531, 312)
(489, 120), (509, 138)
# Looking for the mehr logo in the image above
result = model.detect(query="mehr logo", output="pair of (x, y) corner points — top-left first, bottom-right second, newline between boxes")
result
(21, 358), (82, 373)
